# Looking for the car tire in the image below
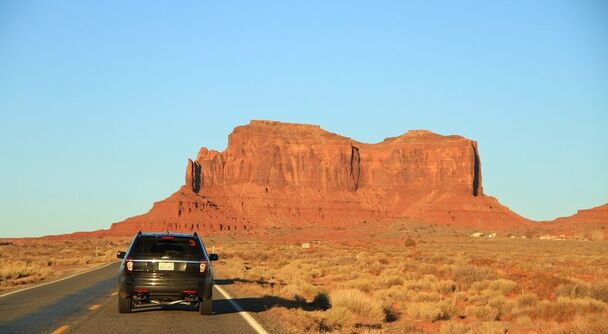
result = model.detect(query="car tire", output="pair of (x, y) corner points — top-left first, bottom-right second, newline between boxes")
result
(199, 298), (212, 315)
(118, 296), (132, 313)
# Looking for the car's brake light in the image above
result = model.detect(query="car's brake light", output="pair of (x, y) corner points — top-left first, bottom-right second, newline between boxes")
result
(126, 259), (133, 272)
(161, 236), (175, 240)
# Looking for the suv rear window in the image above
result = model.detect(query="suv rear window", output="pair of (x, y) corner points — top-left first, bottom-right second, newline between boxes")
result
(129, 236), (203, 259)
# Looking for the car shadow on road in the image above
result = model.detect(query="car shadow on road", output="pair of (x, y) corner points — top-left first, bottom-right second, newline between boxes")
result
(213, 278), (329, 316)
(215, 278), (278, 288)
(213, 295), (327, 315)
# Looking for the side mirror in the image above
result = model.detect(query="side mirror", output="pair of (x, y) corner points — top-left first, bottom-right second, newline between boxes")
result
(208, 253), (219, 262)
(116, 251), (126, 259)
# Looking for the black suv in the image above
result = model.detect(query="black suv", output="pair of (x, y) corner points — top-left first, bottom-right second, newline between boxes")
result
(116, 231), (219, 314)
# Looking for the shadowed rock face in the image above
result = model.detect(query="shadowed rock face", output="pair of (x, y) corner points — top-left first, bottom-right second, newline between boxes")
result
(186, 159), (202, 193)
(110, 120), (530, 235)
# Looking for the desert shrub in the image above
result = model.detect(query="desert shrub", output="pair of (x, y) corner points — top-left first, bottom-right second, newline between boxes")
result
(517, 292), (539, 308)
(405, 238), (416, 247)
(54, 258), (81, 266)
(378, 275), (403, 289)
(515, 315), (533, 327)
(465, 305), (499, 321)
(310, 267), (325, 279)
(284, 279), (317, 301)
(373, 285), (413, 302)
(341, 276), (375, 292)
(439, 301), (458, 320)
(437, 280), (457, 294)
(522, 272), (570, 299)
(453, 291), (468, 303)
(329, 289), (385, 322)
(403, 276), (438, 292)
(529, 299), (576, 322)
(366, 261), (386, 275)
(590, 281), (608, 303)
(407, 301), (456, 321)
(470, 279), (517, 299)
(452, 265), (497, 289)
(466, 294), (489, 305)
(392, 322), (421, 334)
(375, 251), (389, 262)
(474, 322), (509, 334)
(412, 291), (441, 302)
(488, 295), (516, 319)
(419, 263), (453, 280)
(566, 297), (607, 314)
(487, 279), (518, 295)
(279, 308), (320, 333)
(470, 280), (491, 292)
(557, 280), (591, 299)
(440, 322), (470, 334)
(323, 306), (353, 330)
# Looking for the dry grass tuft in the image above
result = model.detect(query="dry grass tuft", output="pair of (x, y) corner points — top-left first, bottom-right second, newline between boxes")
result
(405, 238), (416, 247)
(465, 305), (499, 321)
(407, 301), (456, 322)
(453, 265), (497, 289)
(329, 288), (386, 323)
(529, 299), (577, 322)
(323, 306), (353, 330)
(517, 292), (539, 308)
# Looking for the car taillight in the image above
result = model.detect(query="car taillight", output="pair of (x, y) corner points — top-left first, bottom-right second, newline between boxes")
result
(199, 261), (207, 274)
(126, 260), (133, 272)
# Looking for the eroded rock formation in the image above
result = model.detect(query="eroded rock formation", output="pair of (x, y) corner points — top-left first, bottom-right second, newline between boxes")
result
(537, 204), (608, 236)
(110, 120), (531, 235)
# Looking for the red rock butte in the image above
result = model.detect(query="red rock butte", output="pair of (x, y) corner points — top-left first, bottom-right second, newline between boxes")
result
(110, 120), (532, 235)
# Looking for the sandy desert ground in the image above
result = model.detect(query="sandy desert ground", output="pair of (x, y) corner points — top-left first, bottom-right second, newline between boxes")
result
(210, 224), (608, 333)
(0, 238), (129, 293)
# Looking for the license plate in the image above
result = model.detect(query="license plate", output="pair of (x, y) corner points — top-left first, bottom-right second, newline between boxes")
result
(158, 262), (174, 271)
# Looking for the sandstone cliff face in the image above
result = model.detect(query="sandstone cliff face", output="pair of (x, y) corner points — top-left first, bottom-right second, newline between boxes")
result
(110, 120), (528, 235)
(189, 121), (482, 197)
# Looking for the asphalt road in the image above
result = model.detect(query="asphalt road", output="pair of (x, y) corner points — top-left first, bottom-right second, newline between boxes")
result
(0, 262), (270, 334)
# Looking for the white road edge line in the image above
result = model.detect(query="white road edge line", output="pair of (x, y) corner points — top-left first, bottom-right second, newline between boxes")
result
(215, 285), (270, 334)
(0, 261), (119, 298)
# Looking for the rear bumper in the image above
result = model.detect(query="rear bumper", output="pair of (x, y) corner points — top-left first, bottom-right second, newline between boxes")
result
(119, 273), (213, 300)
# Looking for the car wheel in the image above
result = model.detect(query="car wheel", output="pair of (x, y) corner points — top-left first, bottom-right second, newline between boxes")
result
(199, 298), (212, 315)
(118, 296), (132, 313)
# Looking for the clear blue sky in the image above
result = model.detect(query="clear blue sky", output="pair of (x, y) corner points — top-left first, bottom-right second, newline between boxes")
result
(1, 1), (606, 237)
